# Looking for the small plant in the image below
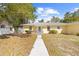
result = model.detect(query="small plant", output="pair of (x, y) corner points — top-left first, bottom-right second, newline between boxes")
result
(76, 33), (79, 36)
(49, 30), (58, 34)
(25, 30), (31, 34)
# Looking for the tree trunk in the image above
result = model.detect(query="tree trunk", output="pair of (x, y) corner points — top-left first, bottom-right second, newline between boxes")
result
(14, 26), (18, 33)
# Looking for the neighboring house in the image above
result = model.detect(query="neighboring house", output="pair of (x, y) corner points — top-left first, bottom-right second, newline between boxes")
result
(0, 19), (32, 35)
(0, 20), (14, 35)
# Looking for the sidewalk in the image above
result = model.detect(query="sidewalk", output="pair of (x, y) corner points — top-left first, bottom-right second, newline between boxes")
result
(29, 34), (49, 56)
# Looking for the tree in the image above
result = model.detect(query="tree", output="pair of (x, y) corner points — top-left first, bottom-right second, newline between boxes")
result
(39, 19), (44, 23)
(63, 12), (71, 23)
(0, 3), (7, 22)
(63, 9), (79, 23)
(0, 3), (37, 32)
(51, 16), (60, 23)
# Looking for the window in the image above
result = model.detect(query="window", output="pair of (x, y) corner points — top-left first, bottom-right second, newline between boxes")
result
(29, 26), (32, 31)
(38, 26), (41, 31)
(47, 26), (50, 31)
(0, 25), (5, 28)
(57, 26), (60, 29)
(10, 27), (12, 31)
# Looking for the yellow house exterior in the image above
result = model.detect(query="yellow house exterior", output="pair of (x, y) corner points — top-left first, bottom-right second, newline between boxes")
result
(62, 23), (79, 34)
(22, 22), (79, 35)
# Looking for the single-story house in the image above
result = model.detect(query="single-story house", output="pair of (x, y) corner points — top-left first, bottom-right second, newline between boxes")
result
(22, 22), (79, 34)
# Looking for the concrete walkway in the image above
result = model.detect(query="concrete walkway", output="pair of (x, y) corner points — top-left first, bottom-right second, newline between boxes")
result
(29, 34), (49, 56)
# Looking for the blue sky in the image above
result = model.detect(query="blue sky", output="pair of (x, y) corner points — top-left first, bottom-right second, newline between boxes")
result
(32, 3), (79, 22)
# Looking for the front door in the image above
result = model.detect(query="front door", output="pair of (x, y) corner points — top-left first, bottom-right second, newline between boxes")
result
(37, 26), (42, 35)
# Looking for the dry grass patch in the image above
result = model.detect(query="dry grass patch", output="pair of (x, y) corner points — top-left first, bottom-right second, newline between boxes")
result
(42, 34), (79, 56)
(0, 34), (37, 56)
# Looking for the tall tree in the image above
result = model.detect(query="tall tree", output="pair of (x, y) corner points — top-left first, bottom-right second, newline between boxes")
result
(0, 3), (7, 22)
(39, 19), (44, 23)
(0, 3), (37, 32)
(51, 16), (60, 23)
(63, 12), (71, 23)
(63, 9), (79, 23)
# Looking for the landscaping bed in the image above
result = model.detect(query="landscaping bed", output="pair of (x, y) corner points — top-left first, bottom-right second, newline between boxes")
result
(0, 33), (37, 56)
(42, 34), (79, 56)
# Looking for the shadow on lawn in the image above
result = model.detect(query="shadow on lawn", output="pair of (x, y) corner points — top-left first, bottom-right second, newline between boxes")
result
(0, 35), (10, 39)
(7, 33), (32, 38)
(0, 32), (33, 39)
(16, 34), (32, 38)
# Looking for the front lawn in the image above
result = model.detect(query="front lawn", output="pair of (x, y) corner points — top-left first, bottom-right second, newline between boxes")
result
(0, 34), (37, 56)
(42, 34), (79, 56)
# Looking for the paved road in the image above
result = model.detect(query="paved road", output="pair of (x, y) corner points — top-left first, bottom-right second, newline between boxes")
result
(29, 34), (49, 56)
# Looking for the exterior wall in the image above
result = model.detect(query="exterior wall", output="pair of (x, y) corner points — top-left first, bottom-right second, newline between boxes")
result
(42, 28), (49, 33)
(62, 24), (79, 34)
(42, 24), (79, 34)
(23, 25), (30, 31)
(0, 27), (14, 35)
(61, 25), (68, 34)
(23, 23), (79, 34)
(23, 24), (64, 34)
(50, 25), (63, 34)
(0, 21), (14, 35)
(42, 26), (63, 34)
(23, 25), (37, 31)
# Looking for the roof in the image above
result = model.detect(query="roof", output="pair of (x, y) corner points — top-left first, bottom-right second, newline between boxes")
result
(22, 22), (79, 26)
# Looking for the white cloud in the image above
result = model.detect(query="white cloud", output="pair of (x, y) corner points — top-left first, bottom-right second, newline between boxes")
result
(45, 8), (60, 15)
(44, 16), (52, 22)
(36, 7), (44, 14)
(37, 8), (44, 11)
(35, 7), (60, 22)
(71, 8), (79, 13)
(36, 7), (60, 15)
(40, 14), (47, 16)
(73, 8), (79, 11)
(36, 16), (52, 22)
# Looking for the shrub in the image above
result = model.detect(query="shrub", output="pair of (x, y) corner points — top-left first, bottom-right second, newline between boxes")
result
(76, 33), (79, 36)
(25, 30), (31, 34)
(49, 30), (58, 34)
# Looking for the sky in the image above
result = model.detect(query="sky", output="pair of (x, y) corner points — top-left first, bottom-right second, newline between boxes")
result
(32, 3), (79, 22)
